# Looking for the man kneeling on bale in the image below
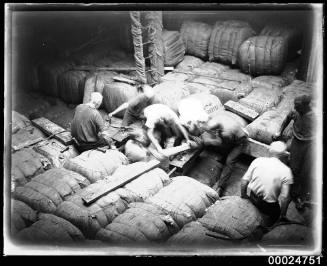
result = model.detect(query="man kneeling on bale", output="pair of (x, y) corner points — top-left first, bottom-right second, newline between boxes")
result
(107, 84), (156, 127)
(71, 92), (113, 152)
(190, 112), (249, 197)
(143, 103), (191, 157)
(241, 141), (293, 225)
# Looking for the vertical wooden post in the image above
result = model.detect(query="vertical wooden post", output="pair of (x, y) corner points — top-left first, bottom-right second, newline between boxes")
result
(144, 11), (164, 85)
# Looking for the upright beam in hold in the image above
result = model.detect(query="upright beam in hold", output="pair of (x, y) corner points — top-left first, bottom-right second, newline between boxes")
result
(144, 11), (164, 85)
(130, 11), (147, 84)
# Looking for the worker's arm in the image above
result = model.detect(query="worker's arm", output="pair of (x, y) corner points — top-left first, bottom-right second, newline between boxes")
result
(279, 184), (292, 219)
(108, 102), (129, 118)
(147, 127), (163, 153)
(241, 179), (250, 199)
(240, 159), (257, 199)
(175, 120), (190, 142)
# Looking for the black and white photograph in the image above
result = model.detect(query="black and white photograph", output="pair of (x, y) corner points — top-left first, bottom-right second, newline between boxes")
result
(3, 3), (324, 257)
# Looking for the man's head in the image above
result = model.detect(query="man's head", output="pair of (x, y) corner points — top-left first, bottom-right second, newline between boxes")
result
(269, 141), (287, 159)
(90, 92), (103, 109)
(294, 94), (312, 114)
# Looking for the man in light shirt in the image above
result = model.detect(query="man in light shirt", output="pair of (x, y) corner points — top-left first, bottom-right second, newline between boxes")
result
(143, 103), (191, 156)
(241, 141), (293, 225)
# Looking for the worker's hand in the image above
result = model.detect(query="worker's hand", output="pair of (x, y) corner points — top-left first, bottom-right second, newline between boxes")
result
(106, 113), (113, 121)
(272, 132), (281, 141)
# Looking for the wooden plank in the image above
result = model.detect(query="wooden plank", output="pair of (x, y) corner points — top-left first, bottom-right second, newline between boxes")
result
(113, 76), (137, 85)
(224, 100), (259, 121)
(31, 117), (73, 145)
(81, 159), (161, 205)
(243, 138), (290, 158)
(169, 148), (203, 174)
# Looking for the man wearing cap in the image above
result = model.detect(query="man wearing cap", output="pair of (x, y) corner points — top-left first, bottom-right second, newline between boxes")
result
(71, 92), (112, 152)
(275, 94), (316, 208)
(190, 111), (249, 197)
(107, 84), (157, 127)
(241, 141), (293, 225)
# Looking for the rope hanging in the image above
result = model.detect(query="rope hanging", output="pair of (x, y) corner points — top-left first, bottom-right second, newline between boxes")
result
(130, 11), (147, 84)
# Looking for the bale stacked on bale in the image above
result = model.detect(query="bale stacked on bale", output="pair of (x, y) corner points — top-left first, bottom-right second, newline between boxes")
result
(152, 81), (191, 112)
(33, 139), (79, 168)
(13, 168), (89, 214)
(102, 82), (140, 118)
(96, 202), (179, 243)
(245, 80), (313, 144)
(260, 24), (302, 60)
(160, 71), (191, 82)
(162, 30), (186, 67)
(175, 55), (205, 71)
(11, 199), (38, 235)
(239, 86), (282, 114)
(96, 176), (218, 243)
(12, 111), (31, 134)
(11, 148), (51, 191)
(83, 71), (118, 105)
(217, 109), (249, 128)
(208, 21), (256, 65)
(57, 70), (88, 104)
(180, 21), (212, 59)
(63, 149), (129, 183)
(37, 61), (74, 97)
(238, 36), (288, 76)
(56, 163), (169, 238)
(192, 62), (230, 78)
(251, 75), (288, 90)
(187, 77), (252, 104)
(16, 213), (85, 244)
(168, 196), (265, 245)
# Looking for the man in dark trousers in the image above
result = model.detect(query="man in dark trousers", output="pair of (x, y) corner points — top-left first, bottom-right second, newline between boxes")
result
(275, 94), (316, 209)
(190, 111), (249, 197)
(71, 92), (112, 152)
(107, 84), (156, 127)
(241, 141), (293, 225)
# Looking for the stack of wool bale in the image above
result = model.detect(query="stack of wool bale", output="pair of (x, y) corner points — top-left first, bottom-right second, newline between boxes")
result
(186, 63), (253, 104)
(15, 213), (85, 244)
(245, 79), (312, 144)
(12, 168), (90, 214)
(95, 176), (218, 243)
(55, 162), (170, 238)
(167, 196), (265, 246)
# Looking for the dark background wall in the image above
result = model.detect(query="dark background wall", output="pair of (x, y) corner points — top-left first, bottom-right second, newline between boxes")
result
(9, 9), (315, 94)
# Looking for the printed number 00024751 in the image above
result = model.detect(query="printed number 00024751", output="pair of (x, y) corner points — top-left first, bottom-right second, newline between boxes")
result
(268, 256), (322, 265)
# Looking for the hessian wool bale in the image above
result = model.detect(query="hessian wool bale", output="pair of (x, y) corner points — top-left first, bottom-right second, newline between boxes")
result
(58, 70), (88, 104)
(175, 55), (205, 71)
(102, 82), (140, 118)
(180, 21), (212, 59)
(12, 111), (31, 134)
(162, 30), (186, 67)
(251, 75), (288, 90)
(11, 199), (38, 234)
(63, 149), (129, 183)
(238, 36), (288, 76)
(208, 23), (256, 65)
